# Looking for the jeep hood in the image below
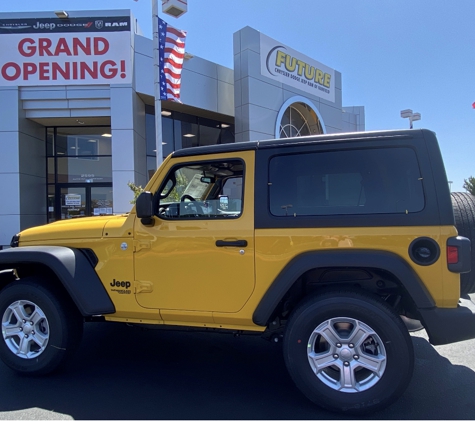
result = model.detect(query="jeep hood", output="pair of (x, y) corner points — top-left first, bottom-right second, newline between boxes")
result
(18, 215), (129, 244)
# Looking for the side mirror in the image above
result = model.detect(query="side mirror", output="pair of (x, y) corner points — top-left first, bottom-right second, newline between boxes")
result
(136, 191), (153, 218)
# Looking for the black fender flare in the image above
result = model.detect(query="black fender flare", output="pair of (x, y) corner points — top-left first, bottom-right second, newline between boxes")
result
(252, 249), (435, 326)
(0, 246), (115, 316)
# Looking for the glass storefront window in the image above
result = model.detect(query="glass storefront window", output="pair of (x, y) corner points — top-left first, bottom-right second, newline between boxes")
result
(47, 157), (55, 183)
(199, 124), (221, 146)
(47, 185), (55, 223)
(147, 156), (157, 181)
(55, 128), (112, 157)
(146, 112), (157, 157)
(162, 117), (174, 157)
(178, 120), (199, 149)
(91, 186), (114, 216)
(60, 186), (86, 219)
(145, 107), (235, 156)
(56, 156), (112, 184)
(47, 128), (54, 156)
(279, 103), (322, 138)
(46, 126), (113, 221)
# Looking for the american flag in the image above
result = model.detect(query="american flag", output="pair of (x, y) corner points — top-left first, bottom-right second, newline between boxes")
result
(158, 17), (187, 102)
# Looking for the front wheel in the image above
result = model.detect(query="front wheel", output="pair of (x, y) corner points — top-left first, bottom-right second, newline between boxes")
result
(283, 290), (414, 414)
(0, 279), (83, 375)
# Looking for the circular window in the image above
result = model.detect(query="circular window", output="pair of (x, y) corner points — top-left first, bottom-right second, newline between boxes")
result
(279, 102), (323, 138)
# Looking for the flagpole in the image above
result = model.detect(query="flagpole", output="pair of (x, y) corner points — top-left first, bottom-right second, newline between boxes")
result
(152, 0), (163, 168)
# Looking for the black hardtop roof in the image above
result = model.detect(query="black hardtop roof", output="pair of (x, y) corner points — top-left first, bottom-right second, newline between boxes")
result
(171, 128), (435, 158)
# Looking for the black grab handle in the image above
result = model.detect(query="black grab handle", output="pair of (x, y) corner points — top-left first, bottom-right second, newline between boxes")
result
(215, 240), (248, 247)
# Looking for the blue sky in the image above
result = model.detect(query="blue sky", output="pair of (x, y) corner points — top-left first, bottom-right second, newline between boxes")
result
(2, 0), (475, 192)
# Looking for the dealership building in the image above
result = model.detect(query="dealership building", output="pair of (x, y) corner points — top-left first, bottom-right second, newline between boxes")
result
(0, 8), (365, 247)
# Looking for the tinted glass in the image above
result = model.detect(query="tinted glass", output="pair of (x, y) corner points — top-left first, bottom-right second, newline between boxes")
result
(158, 160), (244, 219)
(55, 128), (111, 156)
(269, 148), (424, 216)
(56, 156), (112, 183)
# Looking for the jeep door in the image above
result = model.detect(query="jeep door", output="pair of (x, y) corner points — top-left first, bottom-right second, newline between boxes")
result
(133, 152), (255, 320)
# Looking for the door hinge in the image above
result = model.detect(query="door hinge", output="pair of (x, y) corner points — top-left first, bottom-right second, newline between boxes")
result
(133, 240), (151, 253)
(135, 280), (153, 294)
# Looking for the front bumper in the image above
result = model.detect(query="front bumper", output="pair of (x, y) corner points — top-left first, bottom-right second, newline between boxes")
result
(419, 297), (475, 345)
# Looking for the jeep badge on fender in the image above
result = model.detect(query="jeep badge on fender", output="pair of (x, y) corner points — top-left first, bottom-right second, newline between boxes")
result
(111, 279), (131, 289)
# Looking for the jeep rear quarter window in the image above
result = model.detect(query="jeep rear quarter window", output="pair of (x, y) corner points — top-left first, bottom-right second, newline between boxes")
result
(269, 147), (424, 216)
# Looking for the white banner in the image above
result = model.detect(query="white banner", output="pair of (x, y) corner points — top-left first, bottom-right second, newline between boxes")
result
(0, 32), (131, 86)
(260, 33), (335, 103)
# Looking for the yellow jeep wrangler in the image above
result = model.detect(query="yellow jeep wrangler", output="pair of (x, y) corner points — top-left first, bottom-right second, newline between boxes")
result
(0, 129), (474, 414)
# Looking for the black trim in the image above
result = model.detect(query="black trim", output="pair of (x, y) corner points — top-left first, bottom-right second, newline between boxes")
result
(419, 298), (475, 345)
(254, 129), (453, 229)
(447, 236), (471, 273)
(216, 240), (247, 247)
(252, 249), (435, 326)
(10, 234), (19, 248)
(171, 129), (416, 159)
(0, 246), (115, 316)
(422, 130), (455, 226)
(172, 141), (257, 158)
(79, 248), (99, 268)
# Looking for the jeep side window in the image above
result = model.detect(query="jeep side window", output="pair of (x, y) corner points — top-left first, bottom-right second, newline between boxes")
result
(157, 159), (244, 219)
(269, 147), (424, 216)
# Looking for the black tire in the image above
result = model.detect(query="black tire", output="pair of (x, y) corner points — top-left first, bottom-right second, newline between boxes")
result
(0, 279), (83, 375)
(283, 289), (414, 415)
(451, 192), (475, 295)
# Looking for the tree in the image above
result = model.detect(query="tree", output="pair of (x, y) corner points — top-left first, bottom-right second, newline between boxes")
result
(463, 176), (475, 196)
(127, 181), (144, 204)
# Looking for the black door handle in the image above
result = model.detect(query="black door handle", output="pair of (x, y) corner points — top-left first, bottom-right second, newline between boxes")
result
(216, 240), (248, 247)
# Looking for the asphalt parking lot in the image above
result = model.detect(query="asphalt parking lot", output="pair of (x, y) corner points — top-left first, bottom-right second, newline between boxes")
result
(0, 320), (474, 420)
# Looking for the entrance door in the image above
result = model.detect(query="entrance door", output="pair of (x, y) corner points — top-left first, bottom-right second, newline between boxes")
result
(55, 184), (113, 220)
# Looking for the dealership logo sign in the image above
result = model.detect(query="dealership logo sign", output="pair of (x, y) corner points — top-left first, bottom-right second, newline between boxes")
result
(0, 23), (30, 30)
(260, 33), (335, 103)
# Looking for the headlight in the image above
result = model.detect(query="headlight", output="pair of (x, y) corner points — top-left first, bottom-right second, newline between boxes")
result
(10, 234), (20, 248)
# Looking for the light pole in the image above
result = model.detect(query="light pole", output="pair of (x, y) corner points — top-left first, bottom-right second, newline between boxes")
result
(400, 109), (421, 129)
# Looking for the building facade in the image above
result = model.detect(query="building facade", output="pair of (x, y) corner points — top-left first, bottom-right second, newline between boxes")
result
(0, 9), (364, 247)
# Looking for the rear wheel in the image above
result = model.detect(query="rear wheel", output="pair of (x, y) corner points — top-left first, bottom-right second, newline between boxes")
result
(0, 279), (83, 375)
(451, 192), (475, 295)
(283, 290), (414, 414)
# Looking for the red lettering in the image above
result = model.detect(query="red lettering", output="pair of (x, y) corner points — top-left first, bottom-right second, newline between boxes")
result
(100, 60), (118, 79)
(120, 60), (126, 79)
(18, 38), (36, 57)
(23, 63), (37, 80)
(54, 38), (72, 56)
(39, 62), (49, 80)
(80, 62), (98, 79)
(38, 38), (53, 56)
(94, 37), (109, 55)
(1, 62), (21, 81)
(72, 38), (91, 55)
(72, 62), (78, 80)
(52, 62), (70, 80)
